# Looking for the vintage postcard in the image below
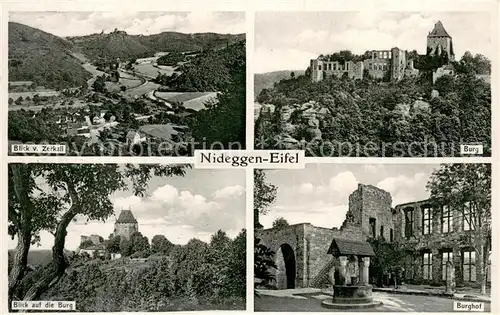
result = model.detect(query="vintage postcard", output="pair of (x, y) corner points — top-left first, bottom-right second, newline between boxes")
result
(1, 0), (498, 314)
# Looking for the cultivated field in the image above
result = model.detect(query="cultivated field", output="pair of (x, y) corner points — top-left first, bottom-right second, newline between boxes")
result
(134, 63), (176, 78)
(8, 99), (102, 112)
(155, 91), (218, 111)
(154, 92), (217, 110)
(9, 91), (60, 99)
(124, 81), (161, 98)
(105, 78), (144, 92)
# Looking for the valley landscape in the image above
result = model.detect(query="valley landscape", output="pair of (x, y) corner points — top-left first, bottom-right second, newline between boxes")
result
(8, 12), (246, 156)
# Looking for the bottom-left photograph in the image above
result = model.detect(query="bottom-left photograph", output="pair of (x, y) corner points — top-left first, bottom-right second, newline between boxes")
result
(7, 163), (246, 312)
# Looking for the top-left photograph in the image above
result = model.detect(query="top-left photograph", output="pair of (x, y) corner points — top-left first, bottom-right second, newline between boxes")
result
(8, 11), (246, 156)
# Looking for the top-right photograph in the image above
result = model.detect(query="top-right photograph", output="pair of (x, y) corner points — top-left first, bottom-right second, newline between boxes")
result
(254, 12), (492, 157)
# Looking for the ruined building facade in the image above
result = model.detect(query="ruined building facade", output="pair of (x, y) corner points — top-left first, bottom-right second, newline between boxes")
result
(310, 48), (419, 82)
(257, 184), (491, 289)
(310, 21), (454, 82)
(111, 209), (139, 240)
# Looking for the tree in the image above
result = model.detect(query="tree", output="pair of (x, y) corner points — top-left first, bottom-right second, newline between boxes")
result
(272, 217), (289, 229)
(367, 237), (405, 288)
(426, 164), (491, 294)
(80, 240), (95, 249)
(33, 94), (41, 105)
(8, 164), (190, 303)
(210, 230), (232, 255)
(15, 97), (23, 105)
(151, 235), (174, 255)
(253, 170), (277, 228)
(254, 237), (277, 289)
(92, 75), (107, 93)
(9, 98), (14, 105)
(224, 230), (246, 297)
(106, 236), (121, 253)
(120, 85), (127, 92)
(129, 232), (150, 256)
(120, 237), (132, 257)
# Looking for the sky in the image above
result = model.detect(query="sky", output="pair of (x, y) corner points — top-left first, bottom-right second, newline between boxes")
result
(255, 11), (493, 73)
(9, 11), (246, 37)
(259, 164), (442, 229)
(8, 167), (246, 251)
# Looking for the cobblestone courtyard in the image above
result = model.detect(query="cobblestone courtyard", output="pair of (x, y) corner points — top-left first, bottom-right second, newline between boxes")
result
(255, 292), (491, 312)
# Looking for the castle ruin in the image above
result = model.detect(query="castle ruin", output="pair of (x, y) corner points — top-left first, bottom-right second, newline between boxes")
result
(310, 21), (454, 82)
(256, 183), (491, 290)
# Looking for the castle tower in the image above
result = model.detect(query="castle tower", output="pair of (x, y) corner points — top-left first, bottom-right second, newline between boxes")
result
(427, 21), (455, 61)
(390, 47), (407, 81)
(346, 184), (394, 240)
(310, 58), (324, 82)
(113, 208), (139, 240)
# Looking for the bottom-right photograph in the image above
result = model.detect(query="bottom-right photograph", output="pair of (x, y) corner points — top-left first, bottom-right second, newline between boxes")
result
(254, 163), (491, 312)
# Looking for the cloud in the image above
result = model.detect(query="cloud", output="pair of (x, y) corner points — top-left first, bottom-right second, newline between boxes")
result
(214, 185), (245, 200)
(255, 11), (492, 73)
(376, 173), (426, 193)
(254, 47), (316, 73)
(376, 173), (427, 205)
(110, 183), (245, 237)
(9, 11), (245, 37)
(262, 202), (349, 229)
(298, 183), (314, 194)
(329, 171), (359, 196)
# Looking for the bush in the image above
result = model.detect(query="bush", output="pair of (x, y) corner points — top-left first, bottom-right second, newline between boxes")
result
(38, 230), (246, 311)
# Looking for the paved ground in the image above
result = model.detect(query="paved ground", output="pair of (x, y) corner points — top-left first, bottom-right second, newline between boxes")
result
(255, 291), (491, 312)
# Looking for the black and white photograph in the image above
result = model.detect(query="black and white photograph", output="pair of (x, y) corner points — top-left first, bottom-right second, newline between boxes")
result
(254, 163), (491, 312)
(8, 12), (246, 156)
(254, 12), (492, 157)
(8, 163), (246, 311)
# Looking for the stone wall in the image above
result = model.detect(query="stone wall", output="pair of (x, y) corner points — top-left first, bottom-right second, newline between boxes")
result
(349, 184), (394, 240)
(364, 59), (390, 79)
(114, 222), (138, 240)
(257, 182), (489, 289)
(304, 225), (340, 286)
(310, 59), (364, 82)
(427, 36), (453, 60)
(394, 200), (489, 286)
(257, 224), (306, 288)
(391, 48), (407, 81)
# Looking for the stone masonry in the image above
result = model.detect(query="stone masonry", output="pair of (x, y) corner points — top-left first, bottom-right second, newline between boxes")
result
(111, 209), (139, 240)
(257, 183), (490, 289)
(310, 21), (454, 83)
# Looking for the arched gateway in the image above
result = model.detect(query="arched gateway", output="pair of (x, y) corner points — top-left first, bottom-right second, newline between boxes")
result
(276, 243), (296, 289)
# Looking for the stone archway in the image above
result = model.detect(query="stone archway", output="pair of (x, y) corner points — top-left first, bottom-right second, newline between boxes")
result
(276, 243), (296, 289)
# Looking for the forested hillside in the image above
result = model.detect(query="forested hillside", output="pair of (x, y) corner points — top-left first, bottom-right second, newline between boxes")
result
(255, 52), (491, 157)
(154, 41), (247, 149)
(255, 70), (305, 97)
(68, 30), (245, 62)
(8, 22), (92, 89)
